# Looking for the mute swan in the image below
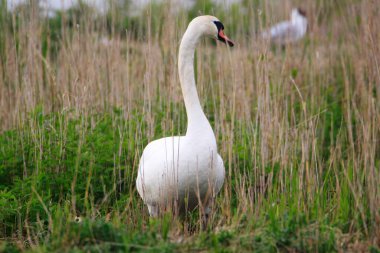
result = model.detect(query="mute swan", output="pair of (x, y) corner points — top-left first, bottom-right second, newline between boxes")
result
(136, 15), (234, 217)
(262, 8), (307, 45)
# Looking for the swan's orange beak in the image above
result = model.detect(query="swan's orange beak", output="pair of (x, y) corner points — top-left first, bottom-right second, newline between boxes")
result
(218, 30), (234, 47)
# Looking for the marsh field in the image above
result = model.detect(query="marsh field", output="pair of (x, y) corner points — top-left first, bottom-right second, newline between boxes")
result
(0, 0), (379, 252)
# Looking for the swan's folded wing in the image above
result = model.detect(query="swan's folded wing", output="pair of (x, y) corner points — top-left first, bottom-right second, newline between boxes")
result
(136, 136), (182, 202)
(139, 136), (182, 164)
(215, 154), (225, 193)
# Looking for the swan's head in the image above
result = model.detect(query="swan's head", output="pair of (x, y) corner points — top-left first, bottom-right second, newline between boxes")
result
(188, 15), (234, 47)
(292, 8), (307, 20)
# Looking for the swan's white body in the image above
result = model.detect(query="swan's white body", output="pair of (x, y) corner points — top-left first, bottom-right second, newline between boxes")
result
(262, 8), (307, 45)
(136, 16), (232, 216)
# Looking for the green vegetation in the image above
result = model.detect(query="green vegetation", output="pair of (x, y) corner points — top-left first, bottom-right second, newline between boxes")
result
(0, 0), (379, 252)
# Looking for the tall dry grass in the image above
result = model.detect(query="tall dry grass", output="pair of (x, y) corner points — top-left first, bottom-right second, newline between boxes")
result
(0, 0), (379, 250)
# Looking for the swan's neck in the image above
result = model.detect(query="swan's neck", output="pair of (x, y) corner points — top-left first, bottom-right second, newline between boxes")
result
(178, 27), (213, 137)
(292, 14), (307, 27)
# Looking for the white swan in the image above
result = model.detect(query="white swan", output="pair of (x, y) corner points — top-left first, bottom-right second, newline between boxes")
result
(136, 15), (234, 217)
(262, 8), (307, 45)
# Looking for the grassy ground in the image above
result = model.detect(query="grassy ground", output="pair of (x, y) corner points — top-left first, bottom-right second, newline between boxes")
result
(0, 0), (379, 252)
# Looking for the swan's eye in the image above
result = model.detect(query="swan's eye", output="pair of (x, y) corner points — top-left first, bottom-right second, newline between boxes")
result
(213, 21), (224, 32)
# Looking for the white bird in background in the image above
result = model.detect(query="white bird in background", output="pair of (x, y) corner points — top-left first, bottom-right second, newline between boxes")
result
(136, 16), (234, 217)
(262, 8), (308, 45)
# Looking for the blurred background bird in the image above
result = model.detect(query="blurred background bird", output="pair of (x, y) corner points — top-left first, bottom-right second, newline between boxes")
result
(262, 8), (307, 45)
